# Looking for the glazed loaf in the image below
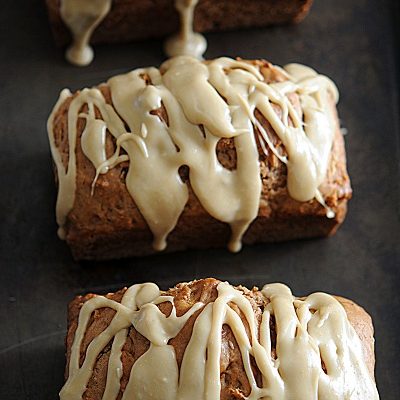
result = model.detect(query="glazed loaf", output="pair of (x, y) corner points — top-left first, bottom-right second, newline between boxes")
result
(61, 278), (379, 399)
(46, 0), (314, 47)
(48, 57), (352, 259)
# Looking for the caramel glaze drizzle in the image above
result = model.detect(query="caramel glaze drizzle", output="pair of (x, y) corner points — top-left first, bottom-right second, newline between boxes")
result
(59, 281), (379, 400)
(48, 57), (339, 252)
(164, 0), (207, 59)
(59, 0), (206, 66)
(60, 0), (112, 66)
(48, 57), (338, 251)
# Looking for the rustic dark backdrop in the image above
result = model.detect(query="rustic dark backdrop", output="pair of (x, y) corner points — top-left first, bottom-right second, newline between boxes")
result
(0, 0), (399, 398)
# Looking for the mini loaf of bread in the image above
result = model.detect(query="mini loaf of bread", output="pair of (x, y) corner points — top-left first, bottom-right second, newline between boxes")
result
(46, 0), (314, 47)
(61, 278), (379, 399)
(48, 56), (352, 260)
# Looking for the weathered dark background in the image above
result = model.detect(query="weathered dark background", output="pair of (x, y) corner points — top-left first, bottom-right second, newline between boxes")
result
(0, 0), (399, 398)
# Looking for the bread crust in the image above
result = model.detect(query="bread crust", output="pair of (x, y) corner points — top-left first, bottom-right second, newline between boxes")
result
(45, 0), (314, 46)
(50, 60), (352, 259)
(64, 278), (375, 400)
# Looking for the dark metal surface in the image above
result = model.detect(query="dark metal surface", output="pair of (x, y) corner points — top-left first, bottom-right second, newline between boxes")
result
(0, 0), (399, 398)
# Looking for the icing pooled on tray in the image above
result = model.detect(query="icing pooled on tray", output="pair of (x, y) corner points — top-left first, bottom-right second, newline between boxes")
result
(59, 0), (206, 65)
(48, 57), (338, 251)
(60, 0), (112, 66)
(59, 281), (379, 400)
(164, 0), (207, 59)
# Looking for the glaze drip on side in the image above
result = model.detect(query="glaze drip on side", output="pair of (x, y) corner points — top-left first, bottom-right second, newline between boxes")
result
(59, 0), (206, 65)
(59, 281), (379, 400)
(60, 0), (112, 66)
(48, 57), (339, 252)
(164, 0), (207, 59)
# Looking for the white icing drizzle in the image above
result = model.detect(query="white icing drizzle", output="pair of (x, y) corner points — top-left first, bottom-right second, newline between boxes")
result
(47, 88), (74, 240)
(59, 0), (205, 65)
(60, 0), (112, 66)
(59, 281), (379, 400)
(48, 57), (339, 251)
(80, 106), (109, 175)
(164, 0), (207, 59)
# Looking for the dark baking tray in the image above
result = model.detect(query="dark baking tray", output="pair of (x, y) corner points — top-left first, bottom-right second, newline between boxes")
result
(1, 0), (399, 398)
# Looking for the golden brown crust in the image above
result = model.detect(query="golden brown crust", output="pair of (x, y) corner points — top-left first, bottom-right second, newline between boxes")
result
(65, 279), (375, 400)
(335, 296), (376, 379)
(45, 0), (313, 47)
(51, 60), (352, 260)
